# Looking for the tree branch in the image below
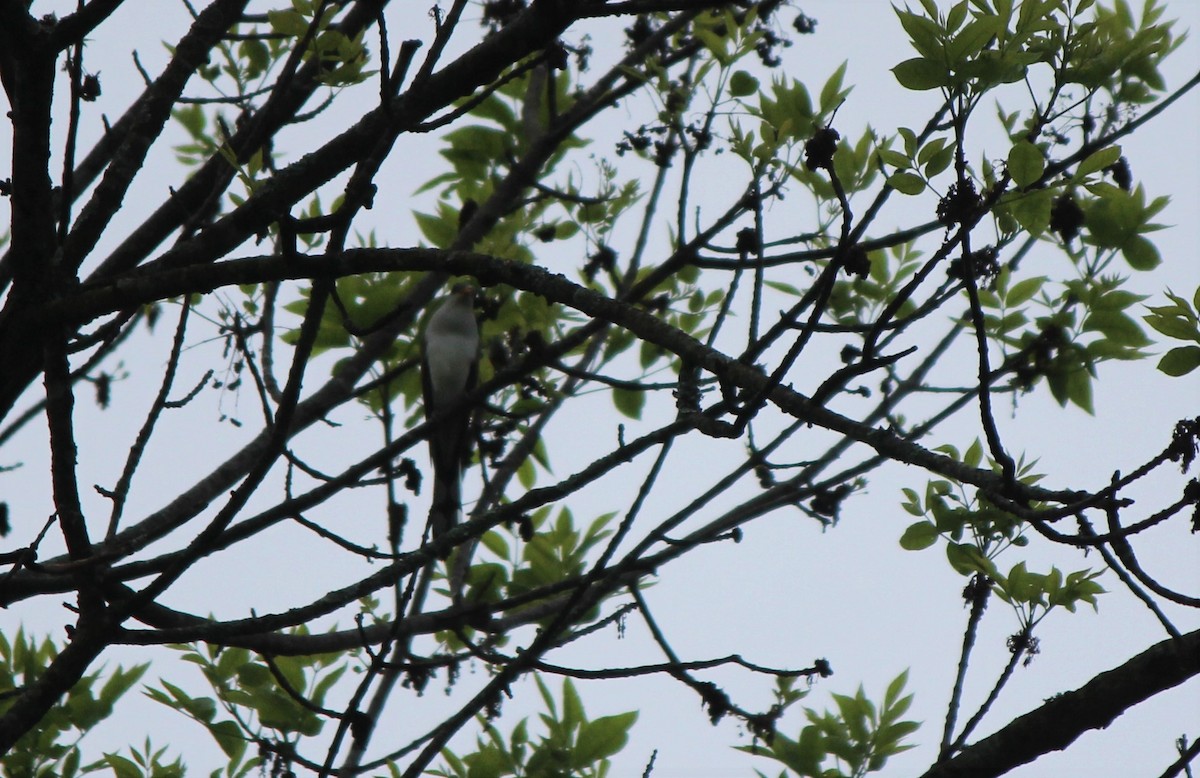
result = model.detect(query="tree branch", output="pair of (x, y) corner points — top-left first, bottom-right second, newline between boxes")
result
(921, 629), (1200, 778)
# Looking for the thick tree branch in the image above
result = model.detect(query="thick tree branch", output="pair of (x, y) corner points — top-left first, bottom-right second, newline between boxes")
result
(60, 0), (252, 273)
(48, 0), (127, 49)
(921, 629), (1200, 778)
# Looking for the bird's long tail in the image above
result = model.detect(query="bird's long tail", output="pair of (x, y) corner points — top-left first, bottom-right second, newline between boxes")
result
(431, 464), (472, 599)
(429, 466), (460, 542)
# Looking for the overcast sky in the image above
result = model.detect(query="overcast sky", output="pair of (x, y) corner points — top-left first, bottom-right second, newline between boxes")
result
(2, 1), (1198, 775)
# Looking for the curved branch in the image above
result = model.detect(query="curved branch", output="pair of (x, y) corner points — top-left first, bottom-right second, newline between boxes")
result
(920, 628), (1200, 778)
(44, 246), (1098, 508)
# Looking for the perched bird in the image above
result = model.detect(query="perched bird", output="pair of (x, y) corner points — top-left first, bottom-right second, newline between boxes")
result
(421, 284), (480, 540)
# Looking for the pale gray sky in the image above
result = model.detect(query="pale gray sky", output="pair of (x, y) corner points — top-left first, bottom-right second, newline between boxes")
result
(1, 1), (1197, 775)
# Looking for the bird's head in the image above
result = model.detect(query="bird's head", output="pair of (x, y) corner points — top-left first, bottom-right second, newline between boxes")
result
(448, 282), (477, 308)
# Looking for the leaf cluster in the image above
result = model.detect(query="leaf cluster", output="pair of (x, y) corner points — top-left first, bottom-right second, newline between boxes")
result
(145, 640), (347, 774)
(1144, 287), (1200, 376)
(0, 630), (147, 778)
(741, 671), (919, 778)
(432, 677), (636, 778)
(899, 441), (1105, 621)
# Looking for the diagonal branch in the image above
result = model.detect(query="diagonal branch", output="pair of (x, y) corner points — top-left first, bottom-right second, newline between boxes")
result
(920, 628), (1200, 778)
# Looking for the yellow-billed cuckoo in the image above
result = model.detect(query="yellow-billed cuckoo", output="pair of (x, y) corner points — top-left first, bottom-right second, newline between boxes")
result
(421, 285), (480, 540)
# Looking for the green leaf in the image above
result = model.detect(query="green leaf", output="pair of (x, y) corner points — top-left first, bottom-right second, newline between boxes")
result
(694, 25), (730, 66)
(311, 665), (347, 707)
(1084, 310), (1151, 347)
(535, 674), (557, 718)
(1065, 364), (1094, 413)
(765, 279), (802, 296)
(887, 171), (926, 195)
(877, 147), (911, 169)
(883, 670), (910, 709)
(99, 663), (149, 707)
(236, 661), (272, 689)
(795, 726), (826, 774)
(156, 680), (217, 723)
(729, 70), (760, 97)
(562, 678), (584, 734)
(819, 61), (849, 112)
(899, 521), (939, 551)
(833, 691), (869, 743)
(1005, 561), (1041, 604)
(1007, 141), (1045, 188)
(1121, 235), (1160, 270)
(414, 210), (456, 249)
(1144, 307), (1200, 342)
(1157, 345), (1200, 376)
(923, 144), (954, 178)
(876, 719), (920, 750)
(1006, 188), (1053, 235)
(480, 530), (510, 559)
(946, 15), (1000, 63)
(1005, 276), (1045, 307)
(1093, 289), (1144, 312)
(1084, 188), (1141, 248)
(946, 1), (968, 32)
(892, 58), (949, 90)
(462, 745), (506, 778)
(102, 753), (144, 778)
(574, 712), (638, 765)
(517, 458), (536, 489)
(470, 94), (518, 130)
(209, 719), (248, 761)
(963, 438), (983, 468)
(267, 9), (309, 38)
(62, 746), (82, 778)
(945, 542), (990, 576)
(612, 387), (645, 419)
(216, 647), (251, 683)
(1076, 145), (1122, 178)
(916, 137), (947, 165)
(895, 7), (944, 60)
(172, 105), (207, 139)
